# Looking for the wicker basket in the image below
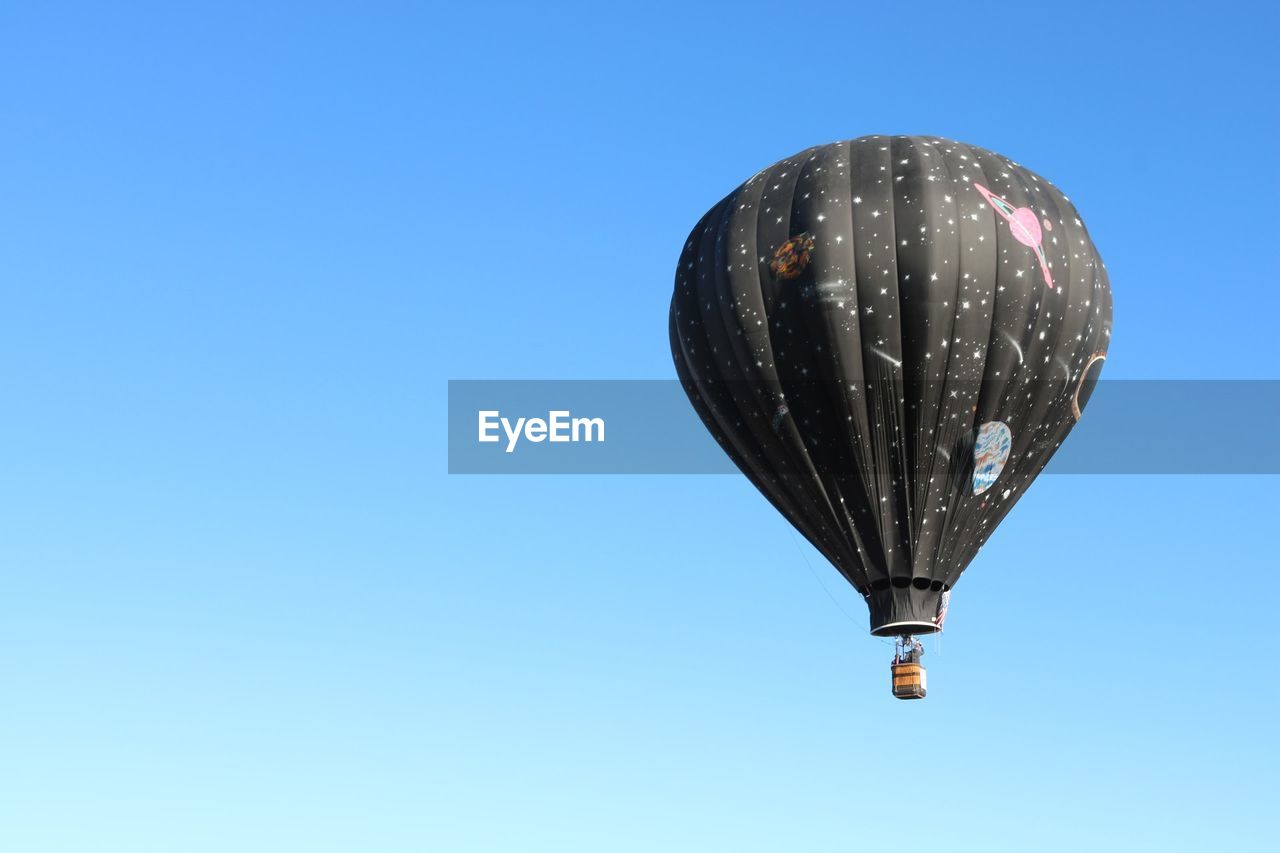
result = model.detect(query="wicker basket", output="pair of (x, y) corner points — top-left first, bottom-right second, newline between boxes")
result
(891, 662), (927, 700)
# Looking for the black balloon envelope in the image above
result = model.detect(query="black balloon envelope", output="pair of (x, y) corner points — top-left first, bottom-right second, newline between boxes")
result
(670, 135), (1112, 637)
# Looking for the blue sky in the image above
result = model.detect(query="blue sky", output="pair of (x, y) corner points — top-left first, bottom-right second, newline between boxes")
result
(2, 2), (1277, 851)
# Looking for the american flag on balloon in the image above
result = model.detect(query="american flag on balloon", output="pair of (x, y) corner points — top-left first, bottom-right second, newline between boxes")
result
(935, 590), (951, 630)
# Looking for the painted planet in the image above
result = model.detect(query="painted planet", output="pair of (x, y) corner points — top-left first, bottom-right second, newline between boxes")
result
(1071, 352), (1107, 421)
(1008, 207), (1042, 247)
(972, 182), (1055, 289)
(772, 403), (790, 432)
(972, 420), (1012, 496)
(769, 233), (814, 280)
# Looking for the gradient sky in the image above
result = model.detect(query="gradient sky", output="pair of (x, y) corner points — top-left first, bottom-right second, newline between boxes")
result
(2, 2), (1277, 851)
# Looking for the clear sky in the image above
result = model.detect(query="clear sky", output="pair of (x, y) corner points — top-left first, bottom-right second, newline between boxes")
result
(2, 2), (1277, 851)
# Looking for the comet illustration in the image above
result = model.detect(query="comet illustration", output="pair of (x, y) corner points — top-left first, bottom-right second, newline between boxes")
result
(999, 330), (1025, 364)
(870, 347), (903, 368)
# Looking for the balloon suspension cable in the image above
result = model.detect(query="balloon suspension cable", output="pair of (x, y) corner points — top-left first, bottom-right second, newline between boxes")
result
(785, 527), (859, 628)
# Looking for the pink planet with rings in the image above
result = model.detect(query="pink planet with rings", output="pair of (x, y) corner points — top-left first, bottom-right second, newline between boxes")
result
(973, 182), (1054, 289)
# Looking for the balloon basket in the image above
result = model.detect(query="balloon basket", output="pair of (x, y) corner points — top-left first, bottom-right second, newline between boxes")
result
(891, 663), (927, 700)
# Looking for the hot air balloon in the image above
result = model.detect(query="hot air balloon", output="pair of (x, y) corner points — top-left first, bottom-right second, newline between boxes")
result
(669, 136), (1112, 697)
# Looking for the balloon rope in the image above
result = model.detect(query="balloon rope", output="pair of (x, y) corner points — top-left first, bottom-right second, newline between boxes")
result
(785, 527), (860, 627)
